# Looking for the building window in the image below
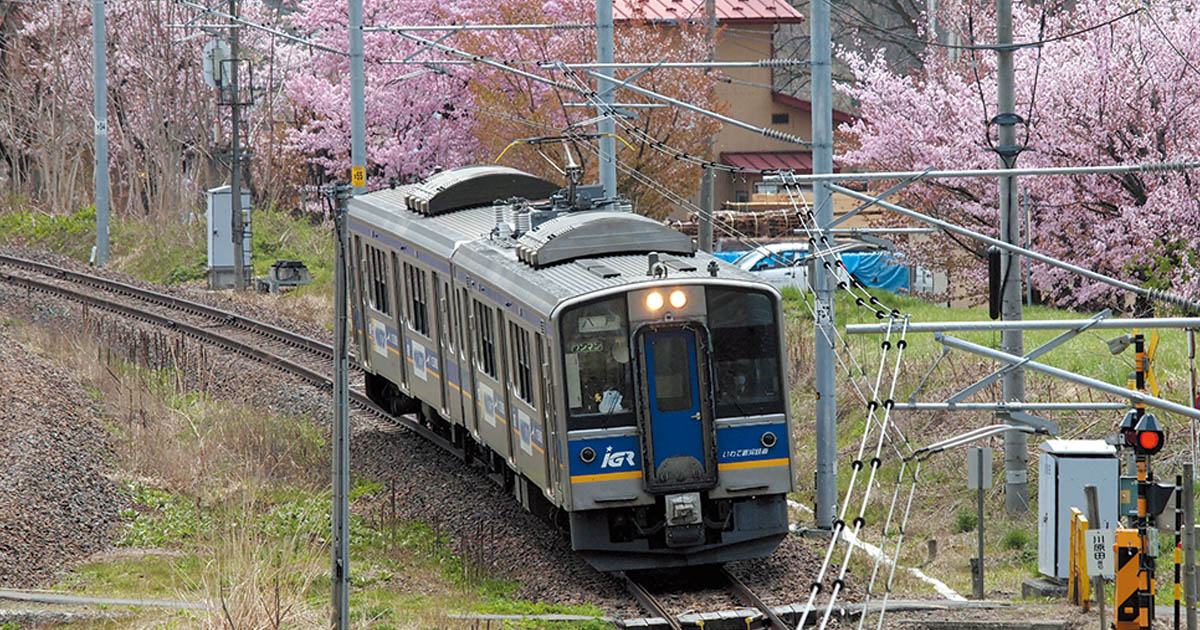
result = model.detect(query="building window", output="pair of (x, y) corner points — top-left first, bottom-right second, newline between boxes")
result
(474, 300), (497, 378)
(366, 245), (390, 316)
(509, 322), (533, 404)
(404, 263), (429, 336)
(771, 112), (789, 124)
(735, 190), (750, 203)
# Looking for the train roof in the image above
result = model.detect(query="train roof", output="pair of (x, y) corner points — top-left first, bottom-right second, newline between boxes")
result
(347, 167), (770, 318)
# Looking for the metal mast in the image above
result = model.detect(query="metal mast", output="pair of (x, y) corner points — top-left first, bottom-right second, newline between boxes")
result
(229, 0), (245, 290)
(91, 0), (110, 267)
(995, 0), (1027, 514)
(596, 0), (617, 198)
(697, 0), (716, 253)
(811, 0), (837, 529)
(350, 0), (365, 194)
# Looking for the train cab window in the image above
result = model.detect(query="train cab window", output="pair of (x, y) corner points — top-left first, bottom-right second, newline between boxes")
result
(404, 263), (429, 336)
(509, 322), (534, 405)
(651, 335), (692, 412)
(474, 300), (497, 378)
(706, 288), (784, 417)
(560, 296), (634, 430)
(366, 245), (390, 316)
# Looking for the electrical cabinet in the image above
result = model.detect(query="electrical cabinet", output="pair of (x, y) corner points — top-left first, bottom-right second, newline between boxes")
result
(207, 186), (252, 289)
(1037, 439), (1119, 579)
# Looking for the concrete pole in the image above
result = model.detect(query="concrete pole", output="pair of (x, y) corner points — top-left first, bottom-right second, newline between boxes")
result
(91, 0), (110, 267)
(995, 0), (1027, 515)
(331, 189), (350, 629)
(229, 0), (245, 291)
(1085, 484), (1105, 629)
(811, 0), (837, 529)
(350, 0), (365, 194)
(696, 0), (715, 253)
(596, 0), (616, 198)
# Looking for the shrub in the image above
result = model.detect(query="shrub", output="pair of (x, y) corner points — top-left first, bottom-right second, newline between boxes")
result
(953, 507), (977, 533)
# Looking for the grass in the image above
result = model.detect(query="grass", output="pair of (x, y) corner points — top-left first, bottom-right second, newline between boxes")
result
(784, 286), (1200, 602)
(3, 319), (605, 629)
(0, 200), (337, 327)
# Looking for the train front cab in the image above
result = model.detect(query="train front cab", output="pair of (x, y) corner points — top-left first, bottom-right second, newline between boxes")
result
(560, 282), (794, 570)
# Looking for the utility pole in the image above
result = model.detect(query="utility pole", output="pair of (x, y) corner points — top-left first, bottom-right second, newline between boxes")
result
(91, 0), (110, 267)
(811, 0), (837, 529)
(330, 185), (351, 629)
(696, 0), (716, 253)
(995, 0), (1027, 515)
(350, 0), (365, 194)
(228, 0), (245, 290)
(596, 0), (617, 199)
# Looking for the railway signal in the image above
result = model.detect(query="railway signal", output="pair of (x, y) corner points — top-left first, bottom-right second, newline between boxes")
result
(1132, 412), (1165, 457)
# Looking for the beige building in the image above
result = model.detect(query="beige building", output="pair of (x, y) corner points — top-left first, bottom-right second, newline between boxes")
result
(617, 0), (854, 207)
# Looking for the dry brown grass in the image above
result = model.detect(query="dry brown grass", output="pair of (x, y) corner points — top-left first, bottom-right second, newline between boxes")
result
(9, 319), (336, 627)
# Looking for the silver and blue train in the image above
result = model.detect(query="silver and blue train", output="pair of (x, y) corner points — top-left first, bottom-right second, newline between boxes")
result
(347, 165), (795, 570)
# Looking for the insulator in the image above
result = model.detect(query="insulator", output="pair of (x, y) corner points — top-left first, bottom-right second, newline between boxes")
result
(1148, 288), (1200, 314)
(760, 126), (812, 146)
(758, 58), (808, 67)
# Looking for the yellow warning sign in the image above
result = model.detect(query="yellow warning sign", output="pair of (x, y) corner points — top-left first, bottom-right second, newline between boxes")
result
(351, 166), (365, 188)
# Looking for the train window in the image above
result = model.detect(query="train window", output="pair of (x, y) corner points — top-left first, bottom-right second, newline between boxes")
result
(651, 335), (693, 412)
(560, 295), (634, 430)
(366, 245), (390, 316)
(706, 288), (784, 417)
(474, 300), (497, 378)
(404, 263), (429, 336)
(509, 323), (534, 405)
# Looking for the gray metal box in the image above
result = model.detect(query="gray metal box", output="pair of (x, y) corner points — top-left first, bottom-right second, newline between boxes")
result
(1037, 439), (1119, 579)
(206, 186), (252, 288)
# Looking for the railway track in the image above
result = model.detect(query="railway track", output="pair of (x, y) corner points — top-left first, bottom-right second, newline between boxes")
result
(0, 254), (462, 459)
(619, 567), (790, 630)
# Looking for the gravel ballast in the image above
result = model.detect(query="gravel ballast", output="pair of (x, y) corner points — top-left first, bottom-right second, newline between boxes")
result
(0, 327), (123, 588)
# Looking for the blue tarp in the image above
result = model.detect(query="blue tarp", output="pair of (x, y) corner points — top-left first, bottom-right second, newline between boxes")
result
(841, 252), (909, 292)
(716, 249), (910, 292)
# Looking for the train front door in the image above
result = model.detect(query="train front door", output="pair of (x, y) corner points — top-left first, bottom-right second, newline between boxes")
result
(637, 325), (715, 493)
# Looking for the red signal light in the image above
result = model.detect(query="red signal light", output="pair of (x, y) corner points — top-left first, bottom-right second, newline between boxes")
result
(1132, 412), (1165, 456)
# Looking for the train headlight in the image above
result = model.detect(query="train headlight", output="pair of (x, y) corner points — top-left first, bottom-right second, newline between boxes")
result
(646, 292), (665, 311)
(668, 290), (687, 309)
(580, 447), (596, 463)
(760, 431), (778, 448)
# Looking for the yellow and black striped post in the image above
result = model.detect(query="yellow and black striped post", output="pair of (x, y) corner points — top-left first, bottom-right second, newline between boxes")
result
(1115, 527), (1151, 630)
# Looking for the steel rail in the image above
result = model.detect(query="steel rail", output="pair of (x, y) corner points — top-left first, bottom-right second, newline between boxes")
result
(0, 269), (463, 460)
(847, 317), (1200, 334)
(0, 255), (334, 360)
(762, 160), (1200, 184)
(719, 567), (788, 630)
(936, 333), (1200, 421)
(615, 572), (683, 630)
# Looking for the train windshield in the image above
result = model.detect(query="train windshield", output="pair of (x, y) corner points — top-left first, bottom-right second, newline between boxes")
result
(560, 295), (635, 430)
(707, 287), (784, 417)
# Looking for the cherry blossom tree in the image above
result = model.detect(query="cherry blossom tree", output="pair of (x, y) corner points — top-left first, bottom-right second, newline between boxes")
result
(282, 0), (480, 188)
(836, 0), (1200, 311)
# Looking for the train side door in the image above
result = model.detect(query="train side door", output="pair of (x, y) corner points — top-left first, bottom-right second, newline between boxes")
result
(457, 287), (475, 433)
(437, 276), (462, 423)
(636, 325), (716, 492)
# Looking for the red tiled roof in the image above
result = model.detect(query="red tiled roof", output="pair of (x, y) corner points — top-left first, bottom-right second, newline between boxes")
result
(771, 92), (857, 125)
(614, 0), (805, 24)
(720, 151), (814, 172)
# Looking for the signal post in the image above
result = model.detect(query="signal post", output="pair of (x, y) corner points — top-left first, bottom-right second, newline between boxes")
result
(1115, 333), (1168, 630)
